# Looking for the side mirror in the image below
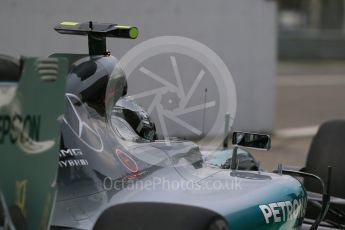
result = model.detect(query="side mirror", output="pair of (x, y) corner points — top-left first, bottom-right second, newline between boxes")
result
(232, 132), (271, 151)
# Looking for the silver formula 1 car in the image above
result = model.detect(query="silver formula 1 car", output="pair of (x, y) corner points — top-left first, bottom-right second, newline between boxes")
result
(0, 21), (343, 230)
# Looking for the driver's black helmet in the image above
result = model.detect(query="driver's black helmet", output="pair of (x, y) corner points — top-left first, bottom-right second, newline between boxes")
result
(113, 96), (157, 141)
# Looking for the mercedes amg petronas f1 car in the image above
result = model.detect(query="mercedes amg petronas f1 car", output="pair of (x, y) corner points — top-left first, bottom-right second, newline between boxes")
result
(0, 21), (344, 230)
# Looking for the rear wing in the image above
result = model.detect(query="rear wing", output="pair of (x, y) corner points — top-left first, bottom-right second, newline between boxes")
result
(0, 57), (68, 230)
(54, 21), (139, 55)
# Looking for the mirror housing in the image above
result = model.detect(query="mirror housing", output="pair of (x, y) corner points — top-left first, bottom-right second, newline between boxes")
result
(232, 132), (271, 151)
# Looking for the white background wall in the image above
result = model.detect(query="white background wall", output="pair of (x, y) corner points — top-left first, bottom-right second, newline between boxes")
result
(0, 0), (277, 134)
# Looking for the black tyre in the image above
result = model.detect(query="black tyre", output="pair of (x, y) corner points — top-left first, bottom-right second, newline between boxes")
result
(206, 218), (229, 230)
(305, 120), (345, 197)
(304, 120), (345, 225)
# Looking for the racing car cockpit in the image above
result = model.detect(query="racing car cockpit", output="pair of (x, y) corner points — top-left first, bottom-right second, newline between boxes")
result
(64, 55), (157, 143)
(111, 96), (157, 142)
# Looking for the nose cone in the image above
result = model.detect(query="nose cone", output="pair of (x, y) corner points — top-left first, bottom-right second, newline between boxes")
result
(199, 170), (307, 229)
